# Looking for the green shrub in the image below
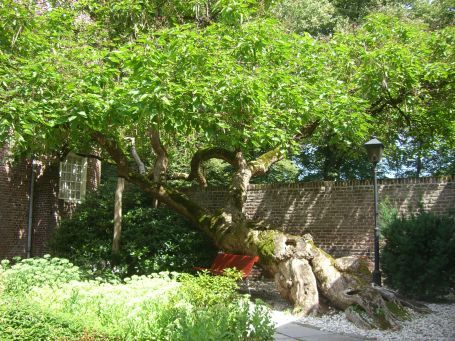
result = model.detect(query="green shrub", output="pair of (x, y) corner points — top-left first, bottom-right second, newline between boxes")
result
(170, 271), (275, 340)
(166, 297), (274, 341)
(49, 173), (217, 278)
(176, 268), (243, 307)
(0, 298), (94, 341)
(381, 210), (455, 300)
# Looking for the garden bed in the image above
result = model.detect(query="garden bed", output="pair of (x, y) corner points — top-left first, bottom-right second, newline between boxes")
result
(0, 256), (275, 340)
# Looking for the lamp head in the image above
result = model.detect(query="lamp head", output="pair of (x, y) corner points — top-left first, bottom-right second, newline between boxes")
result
(364, 136), (384, 164)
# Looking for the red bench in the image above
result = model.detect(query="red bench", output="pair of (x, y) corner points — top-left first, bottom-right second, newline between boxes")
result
(194, 253), (260, 279)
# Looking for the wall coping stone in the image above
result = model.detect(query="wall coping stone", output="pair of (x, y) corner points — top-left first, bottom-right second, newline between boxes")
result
(184, 176), (454, 192)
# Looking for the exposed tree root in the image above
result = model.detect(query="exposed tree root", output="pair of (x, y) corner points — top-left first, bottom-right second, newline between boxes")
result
(258, 233), (431, 330)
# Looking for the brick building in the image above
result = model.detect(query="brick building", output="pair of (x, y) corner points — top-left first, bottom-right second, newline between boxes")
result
(0, 144), (100, 259)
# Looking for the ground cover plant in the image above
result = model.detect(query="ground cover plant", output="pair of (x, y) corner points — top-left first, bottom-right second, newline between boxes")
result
(0, 256), (274, 340)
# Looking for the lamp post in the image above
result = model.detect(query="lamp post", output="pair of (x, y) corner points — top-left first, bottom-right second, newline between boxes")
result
(364, 136), (384, 286)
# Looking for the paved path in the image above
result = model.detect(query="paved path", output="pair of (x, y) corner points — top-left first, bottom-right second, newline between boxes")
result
(268, 294), (373, 340)
(275, 321), (371, 340)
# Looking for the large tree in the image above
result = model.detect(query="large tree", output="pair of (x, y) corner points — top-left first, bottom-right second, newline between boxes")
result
(1, 0), (452, 328)
(274, 0), (454, 179)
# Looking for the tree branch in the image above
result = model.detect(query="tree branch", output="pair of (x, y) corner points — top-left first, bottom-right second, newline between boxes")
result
(367, 88), (409, 117)
(125, 137), (146, 175)
(91, 131), (212, 225)
(88, 134), (213, 234)
(125, 172), (209, 227)
(248, 147), (284, 177)
(168, 172), (190, 180)
(187, 147), (238, 187)
(74, 152), (104, 162)
(91, 131), (130, 177)
(294, 120), (320, 142)
(148, 128), (168, 183)
(385, 88), (412, 126)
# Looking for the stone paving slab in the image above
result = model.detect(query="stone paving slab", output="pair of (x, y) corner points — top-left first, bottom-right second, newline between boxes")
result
(275, 321), (370, 341)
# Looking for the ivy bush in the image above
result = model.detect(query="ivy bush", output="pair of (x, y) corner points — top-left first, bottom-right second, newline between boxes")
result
(49, 170), (217, 278)
(381, 210), (455, 300)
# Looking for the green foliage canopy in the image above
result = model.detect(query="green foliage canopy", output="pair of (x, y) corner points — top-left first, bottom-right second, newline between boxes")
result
(0, 1), (453, 178)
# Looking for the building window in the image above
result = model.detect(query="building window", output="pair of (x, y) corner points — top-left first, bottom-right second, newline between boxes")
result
(59, 153), (87, 203)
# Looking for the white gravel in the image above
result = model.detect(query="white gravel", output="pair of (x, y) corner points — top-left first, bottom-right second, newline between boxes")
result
(242, 279), (455, 340)
(291, 303), (455, 340)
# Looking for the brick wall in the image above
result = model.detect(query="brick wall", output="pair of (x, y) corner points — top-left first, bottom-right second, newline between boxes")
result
(0, 145), (101, 259)
(186, 176), (455, 258)
(2, 147), (453, 261)
(0, 146), (31, 258)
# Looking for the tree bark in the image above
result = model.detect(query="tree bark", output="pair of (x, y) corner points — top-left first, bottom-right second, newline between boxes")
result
(112, 176), (125, 254)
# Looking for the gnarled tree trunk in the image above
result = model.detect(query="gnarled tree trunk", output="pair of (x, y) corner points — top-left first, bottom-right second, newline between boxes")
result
(92, 131), (430, 330)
